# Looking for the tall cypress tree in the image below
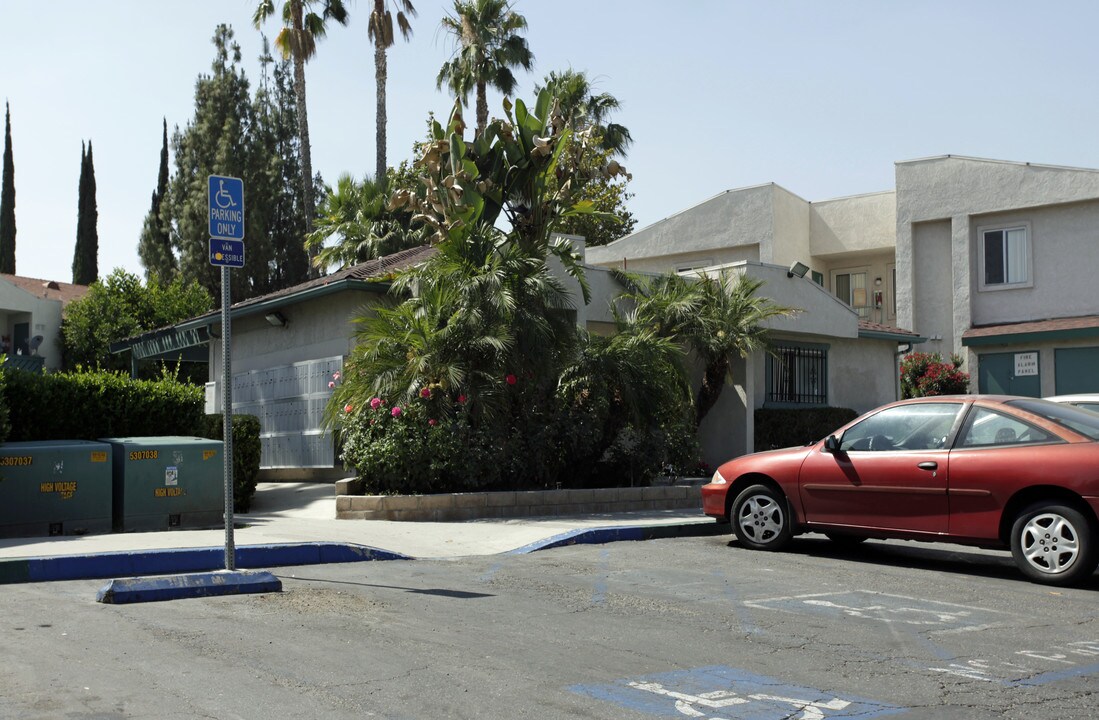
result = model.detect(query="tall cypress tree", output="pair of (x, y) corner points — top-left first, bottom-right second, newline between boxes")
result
(257, 40), (309, 290)
(72, 140), (99, 285)
(138, 118), (176, 281)
(0, 102), (15, 274)
(163, 25), (310, 304)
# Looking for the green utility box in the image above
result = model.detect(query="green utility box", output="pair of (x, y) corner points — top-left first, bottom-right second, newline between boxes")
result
(0, 440), (114, 538)
(101, 436), (224, 532)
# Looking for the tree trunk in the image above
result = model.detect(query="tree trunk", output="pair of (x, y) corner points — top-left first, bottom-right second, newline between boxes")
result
(476, 81), (488, 134)
(696, 357), (729, 427)
(293, 53), (318, 278)
(375, 43), (387, 189)
(291, 2), (318, 279)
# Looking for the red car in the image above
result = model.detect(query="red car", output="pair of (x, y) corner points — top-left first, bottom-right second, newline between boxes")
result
(702, 395), (1099, 585)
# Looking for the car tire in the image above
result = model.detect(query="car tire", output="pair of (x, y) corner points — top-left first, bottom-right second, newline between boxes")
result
(731, 484), (792, 551)
(1010, 502), (1098, 586)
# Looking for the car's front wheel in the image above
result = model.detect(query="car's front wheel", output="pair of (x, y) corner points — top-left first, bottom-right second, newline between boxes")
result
(1010, 502), (1098, 586)
(731, 484), (792, 551)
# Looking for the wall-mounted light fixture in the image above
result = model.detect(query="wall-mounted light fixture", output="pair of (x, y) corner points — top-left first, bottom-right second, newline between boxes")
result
(265, 311), (288, 328)
(787, 261), (809, 279)
(874, 277), (883, 287)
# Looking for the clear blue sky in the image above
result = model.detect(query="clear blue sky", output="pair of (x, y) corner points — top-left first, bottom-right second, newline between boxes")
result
(3, 0), (1099, 283)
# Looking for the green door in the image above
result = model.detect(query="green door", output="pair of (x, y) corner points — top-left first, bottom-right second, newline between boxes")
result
(1054, 347), (1099, 394)
(977, 352), (1041, 397)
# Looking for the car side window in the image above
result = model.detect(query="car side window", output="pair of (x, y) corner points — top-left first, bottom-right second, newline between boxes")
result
(839, 403), (963, 452)
(957, 407), (1054, 448)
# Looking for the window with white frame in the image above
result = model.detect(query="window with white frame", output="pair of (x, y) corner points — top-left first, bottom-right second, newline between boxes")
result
(831, 268), (870, 318)
(979, 225), (1031, 289)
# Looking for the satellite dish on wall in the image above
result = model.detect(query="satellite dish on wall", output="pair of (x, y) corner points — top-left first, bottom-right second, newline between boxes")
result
(29, 335), (44, 355)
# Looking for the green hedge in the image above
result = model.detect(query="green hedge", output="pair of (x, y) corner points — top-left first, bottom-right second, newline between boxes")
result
(0, 359), (9, 443)
(1, 368), (260, 514)
(201, 414), (261, 513)
(3, 368), (204, 440)
(754, 407), (858, 452)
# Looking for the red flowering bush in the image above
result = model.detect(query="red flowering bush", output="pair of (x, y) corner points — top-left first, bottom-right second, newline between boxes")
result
(900, 352), (970, 398)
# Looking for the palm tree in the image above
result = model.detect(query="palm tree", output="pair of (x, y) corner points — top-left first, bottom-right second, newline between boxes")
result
(620, 271), (797, 426)
(306, 173), (421, 270)
(253, 0), (349, 276)
(368, 1), (416, 188)
(538, 69), (633, 157)
(436, 0), (534, 133)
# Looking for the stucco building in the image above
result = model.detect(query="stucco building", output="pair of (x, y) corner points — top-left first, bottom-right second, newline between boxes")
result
(0, 274), (89, 371)
(590, 154), (1099, 407)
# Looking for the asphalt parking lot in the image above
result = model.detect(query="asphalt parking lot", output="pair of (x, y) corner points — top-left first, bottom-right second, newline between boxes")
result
(3, 533), (1097, 719)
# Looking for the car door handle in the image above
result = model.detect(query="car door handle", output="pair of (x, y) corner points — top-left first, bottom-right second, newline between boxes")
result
(917, 461), (938, 471)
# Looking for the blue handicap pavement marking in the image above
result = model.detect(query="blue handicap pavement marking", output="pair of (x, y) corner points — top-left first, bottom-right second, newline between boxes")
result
(571, 666), (904, 719)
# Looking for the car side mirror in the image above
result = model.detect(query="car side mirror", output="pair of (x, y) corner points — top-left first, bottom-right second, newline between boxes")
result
(824, 435), (841, 453)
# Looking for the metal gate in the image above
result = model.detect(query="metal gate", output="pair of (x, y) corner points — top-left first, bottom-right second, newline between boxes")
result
(231, 356), (343, 468)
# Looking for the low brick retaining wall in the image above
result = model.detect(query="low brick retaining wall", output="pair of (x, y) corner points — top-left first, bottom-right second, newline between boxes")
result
(335, 481), (704, 522)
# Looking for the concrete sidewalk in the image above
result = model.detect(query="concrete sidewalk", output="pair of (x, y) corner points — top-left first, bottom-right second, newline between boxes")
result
(0, 482), (726, 584)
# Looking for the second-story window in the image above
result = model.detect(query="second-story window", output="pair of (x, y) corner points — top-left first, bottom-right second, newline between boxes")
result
(980, 225), (1030, 289)
(832, 268), (870, 318)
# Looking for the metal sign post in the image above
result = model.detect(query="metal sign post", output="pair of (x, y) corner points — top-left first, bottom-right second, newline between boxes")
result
(209, 174), (244, 571)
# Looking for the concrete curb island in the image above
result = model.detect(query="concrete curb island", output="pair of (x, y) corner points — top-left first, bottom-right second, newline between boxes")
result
(0, 481), (724, 602)
(335, 480), (705, 521)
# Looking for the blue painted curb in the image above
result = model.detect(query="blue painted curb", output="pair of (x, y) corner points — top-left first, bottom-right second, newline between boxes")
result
(96, 570), (282, 604)
(508, 520), (730, 555)
(0, 542), (411, 585)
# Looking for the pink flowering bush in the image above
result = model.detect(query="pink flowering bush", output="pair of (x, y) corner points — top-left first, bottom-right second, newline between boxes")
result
(900, 352), (970, 398)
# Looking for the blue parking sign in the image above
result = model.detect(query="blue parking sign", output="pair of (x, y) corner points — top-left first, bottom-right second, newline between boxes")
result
(208, 175), (244, 240)
(210, 238), (245, 268)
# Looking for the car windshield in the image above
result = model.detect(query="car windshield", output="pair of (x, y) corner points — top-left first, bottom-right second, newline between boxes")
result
(1005, 398), (1099, 441)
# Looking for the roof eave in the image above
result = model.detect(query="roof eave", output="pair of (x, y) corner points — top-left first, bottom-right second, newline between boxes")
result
(859, 329), (928, 343)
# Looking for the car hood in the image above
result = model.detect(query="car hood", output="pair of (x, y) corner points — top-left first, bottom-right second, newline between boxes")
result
(715, 443), (817, 481)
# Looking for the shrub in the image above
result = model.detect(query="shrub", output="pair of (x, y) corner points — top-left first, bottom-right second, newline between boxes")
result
(337, 368), (696, 495)
(3, 368), (204, 441)
(900, 352), (970, 398)
(201, 414), (261, 513)
(754, 407), (859, 451)
(339, 398), (504, 495)
(0, 355), (9, 443)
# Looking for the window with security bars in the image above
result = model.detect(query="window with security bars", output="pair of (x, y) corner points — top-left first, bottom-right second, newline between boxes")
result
(766, 343), (828, 405)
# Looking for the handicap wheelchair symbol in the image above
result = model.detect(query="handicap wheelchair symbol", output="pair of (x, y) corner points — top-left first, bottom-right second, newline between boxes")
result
(214, 179), (238, 209)
(629, 681), (851, 720)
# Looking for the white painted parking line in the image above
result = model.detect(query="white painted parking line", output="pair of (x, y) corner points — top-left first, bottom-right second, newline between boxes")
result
(571, 665), (902, 719)
(744, 590), (1011, 629)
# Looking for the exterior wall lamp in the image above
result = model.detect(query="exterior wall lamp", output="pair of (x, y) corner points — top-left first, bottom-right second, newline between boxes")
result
(787, 261), (809, 278)
(265, 311), (288, 327)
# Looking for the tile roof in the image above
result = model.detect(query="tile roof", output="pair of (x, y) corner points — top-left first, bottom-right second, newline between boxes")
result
(228, 244), (436, 311)
(963, 314), (1099, 339)
(1, 274), (90, 305)
(857, 319), (922, 338)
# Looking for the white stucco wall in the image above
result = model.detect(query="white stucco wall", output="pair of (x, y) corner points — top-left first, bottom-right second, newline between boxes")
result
(208, 291), (372, 405)
(769, 186), (812, 269)
(968, 201), (1099, 326)
(897, 156), (1099, 225)
(0, 282), (65, 370)
(910, 219), (954, 354)
(827, 336), (900, 413)
(748, 333), (899, 416)
(897, 156), (1099, 352)
(586, 184), (779, 266)
(737, 262), (859, 341)
(810, 191), (896, 258)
